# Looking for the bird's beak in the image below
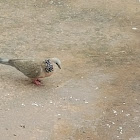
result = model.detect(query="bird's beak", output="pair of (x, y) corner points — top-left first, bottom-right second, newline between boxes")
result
(56, 63), (61, 69)
(58, 65), (61, 69)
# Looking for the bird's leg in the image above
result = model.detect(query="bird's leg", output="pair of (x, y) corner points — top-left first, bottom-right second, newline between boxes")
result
(36, 79), (41, 82)
(32, 79), (42, 85)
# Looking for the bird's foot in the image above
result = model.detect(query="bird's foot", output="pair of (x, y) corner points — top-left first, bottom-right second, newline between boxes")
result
(32, 79), (43, 86)
(36, 79), (41, 82)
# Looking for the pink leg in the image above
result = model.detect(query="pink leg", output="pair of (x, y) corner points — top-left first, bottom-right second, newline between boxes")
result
(32, 79), (42, 85)
(36, 79), (41, 82)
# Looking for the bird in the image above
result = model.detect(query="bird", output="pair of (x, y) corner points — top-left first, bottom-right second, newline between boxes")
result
(0, 57), (61, 85)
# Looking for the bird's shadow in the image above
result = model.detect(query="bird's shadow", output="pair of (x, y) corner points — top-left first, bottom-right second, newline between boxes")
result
(0, 73), (55, 90)
(0, 73), (33, 87)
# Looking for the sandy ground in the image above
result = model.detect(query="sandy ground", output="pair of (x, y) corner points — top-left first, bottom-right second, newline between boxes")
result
(0, 0), (140, 140)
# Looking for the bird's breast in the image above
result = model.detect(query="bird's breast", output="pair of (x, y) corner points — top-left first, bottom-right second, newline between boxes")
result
(45, 71), (54, 77)
(39, 68), (53, 78)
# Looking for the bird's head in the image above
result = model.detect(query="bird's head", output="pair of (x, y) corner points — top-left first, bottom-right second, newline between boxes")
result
(50, 58), (61, 69)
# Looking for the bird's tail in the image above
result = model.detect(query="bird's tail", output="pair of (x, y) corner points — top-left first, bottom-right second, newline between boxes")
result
(0, 58), (10, 65)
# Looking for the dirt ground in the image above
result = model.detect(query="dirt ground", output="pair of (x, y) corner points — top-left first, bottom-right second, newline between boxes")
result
(0, 0), (140, 140)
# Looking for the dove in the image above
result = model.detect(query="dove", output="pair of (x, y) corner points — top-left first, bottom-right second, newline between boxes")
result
(0, 57), (61, 85)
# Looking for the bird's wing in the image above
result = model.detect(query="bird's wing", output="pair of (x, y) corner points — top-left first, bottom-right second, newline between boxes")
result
(9, 59), (42, 78)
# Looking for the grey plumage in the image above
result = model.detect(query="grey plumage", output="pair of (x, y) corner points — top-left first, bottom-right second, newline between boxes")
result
(0, 58), (61, 83)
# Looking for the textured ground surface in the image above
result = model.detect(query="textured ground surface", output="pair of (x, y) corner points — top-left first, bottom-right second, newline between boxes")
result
(0, 0), (140, 140)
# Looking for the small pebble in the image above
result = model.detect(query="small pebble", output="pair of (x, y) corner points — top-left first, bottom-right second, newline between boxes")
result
(113, 110), (117, 113)
(21, 103), (25, 106)
(95, 87), (99, 90)
(85, 101), (88, 104)
(112, 122), (115, 124)
(121, 51), (126, 53)
(132, 27), (137, 30)
(119, 127), (122, 129)
(126, 114), (130, 116)
(32, 103), (39, 106)
(20, 125), (25, 128)
(49, 100), (53, 104)
(106, 124), (111, 128)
